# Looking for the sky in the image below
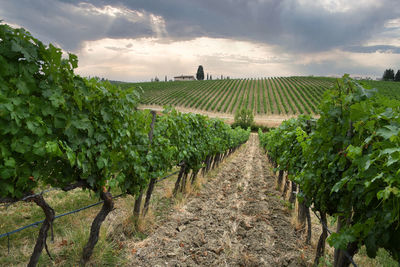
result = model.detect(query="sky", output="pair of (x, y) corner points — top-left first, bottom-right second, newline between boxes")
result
(1, 0), (400, 82)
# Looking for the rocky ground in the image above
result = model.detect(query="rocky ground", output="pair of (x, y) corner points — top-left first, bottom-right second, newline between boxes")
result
(128, 134), (308, 266)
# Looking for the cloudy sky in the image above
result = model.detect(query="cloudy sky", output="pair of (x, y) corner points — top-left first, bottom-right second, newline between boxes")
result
(1, 0), (400, 81)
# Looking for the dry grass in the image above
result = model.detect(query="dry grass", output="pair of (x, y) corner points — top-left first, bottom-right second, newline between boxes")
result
(0, 178), (170, 266)
(239, 251), (258, 267)
(163, 185), (173, 199)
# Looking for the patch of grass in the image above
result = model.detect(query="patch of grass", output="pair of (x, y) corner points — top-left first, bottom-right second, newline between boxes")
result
(316, 255), (333, 267)
(0, 188), (99, 265)
(152, 194), (174, 220)
(0, 186), (148, 265)
(0, 192), (130, 266)
(131, 229), (148, 241)
(280, 199), (293, 210)
(354, 246), (398, 267)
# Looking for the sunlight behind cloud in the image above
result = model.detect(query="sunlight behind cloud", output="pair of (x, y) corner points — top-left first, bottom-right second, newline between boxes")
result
(296, 0), (381, 13)
(76, 37), (294, 81)
(74, 3), (168, 39)
(77, 3), (145, 21)
(384, 18), (400, 28)
(364, 17), (400, 47)
(75, 36), (399, 81)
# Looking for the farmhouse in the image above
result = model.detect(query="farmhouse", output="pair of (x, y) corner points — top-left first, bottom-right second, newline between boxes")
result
(174, 75), (195, 81)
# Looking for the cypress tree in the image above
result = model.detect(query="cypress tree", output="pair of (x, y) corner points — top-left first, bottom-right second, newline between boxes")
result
(196, 65), (204, 80)
(395, 70), (400, 82)
(383, 69), (395, 80)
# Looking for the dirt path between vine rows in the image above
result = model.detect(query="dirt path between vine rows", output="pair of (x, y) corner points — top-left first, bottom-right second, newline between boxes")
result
(138, 105), (299, 127)
(128, 134), (307, 266)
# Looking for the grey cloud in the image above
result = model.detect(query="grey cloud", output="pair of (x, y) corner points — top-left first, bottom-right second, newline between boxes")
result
(2, 0), (400, 56)
(294, 58), (386, 79)
(0, 0), (160, 51)
(113, 0), (400, 52)
(344, 45), (400, 54)
(104, 46), (127, 52)
(206, 53), (290, 65)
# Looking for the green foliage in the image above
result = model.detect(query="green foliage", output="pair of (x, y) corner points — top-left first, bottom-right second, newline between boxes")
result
(395, 70), (400, 82)
(383, 69), (395, 81)
(0, 23), (251, 266)
(0, 23), (250, 202)
(196, 65), (204, 80)
(259, 75), (400, 262)
(233, 108), (254, 129)
(251, 124), (270, 133)
(0, 23), (147, 198)
(360, 79), (400, 100)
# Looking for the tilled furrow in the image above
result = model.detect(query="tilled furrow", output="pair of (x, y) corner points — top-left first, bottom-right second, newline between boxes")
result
(128, 134), (305, 267)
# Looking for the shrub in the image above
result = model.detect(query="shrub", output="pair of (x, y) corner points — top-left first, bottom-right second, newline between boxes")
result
(233, 108), (254, 129)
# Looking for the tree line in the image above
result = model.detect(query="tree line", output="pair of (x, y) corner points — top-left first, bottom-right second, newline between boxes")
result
(382, 68), (400, 81)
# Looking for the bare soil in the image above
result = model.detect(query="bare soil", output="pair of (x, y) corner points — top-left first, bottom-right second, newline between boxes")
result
(127, 134), (307, 266)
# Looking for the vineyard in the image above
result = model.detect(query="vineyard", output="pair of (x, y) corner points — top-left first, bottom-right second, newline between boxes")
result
(0, 24), (249, 266)
(129, 78), (400, 118)
(360, 80), (400, 100)
(2, 22), (400, 267)
(129, 77), (335, 115)
(259, 75), (400, 266)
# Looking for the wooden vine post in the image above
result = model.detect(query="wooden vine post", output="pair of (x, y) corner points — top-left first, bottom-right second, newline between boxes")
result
(173, 165), (187, 196)
(190, 169), (200, 185)
(305, 207), (312, 244)
(289, 181), (297, 204)
(179, 171), (189, 192)
(201, 155), (211, 176)
(133, 191), (143, 224)
(282, 173), (290, 197)
(277, 170), (284, 189)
